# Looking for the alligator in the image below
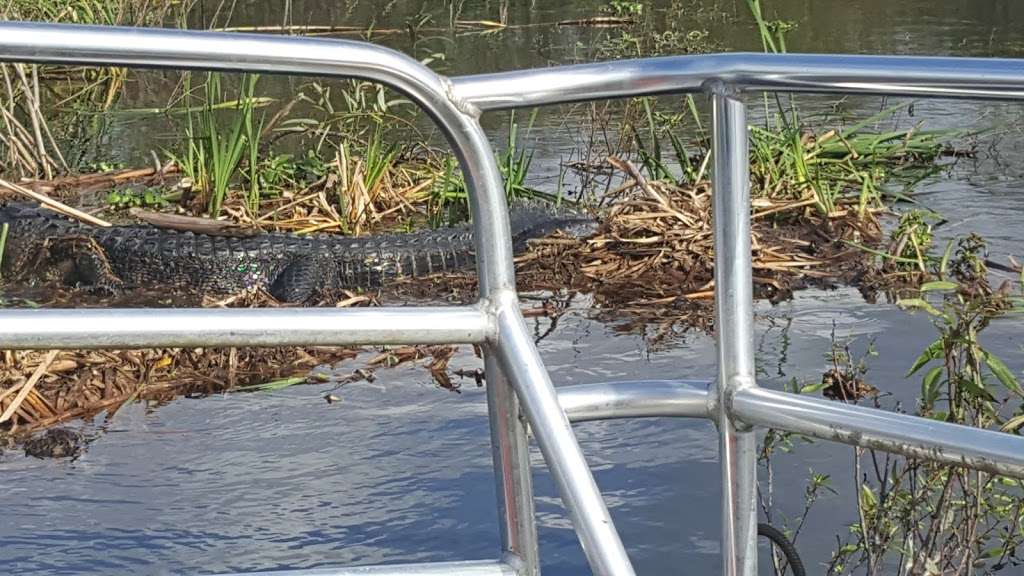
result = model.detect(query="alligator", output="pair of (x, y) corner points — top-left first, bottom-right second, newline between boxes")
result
(0, 201), (595, 302)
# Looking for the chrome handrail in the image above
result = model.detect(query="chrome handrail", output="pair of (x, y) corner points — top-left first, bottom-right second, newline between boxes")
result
(1, 22), (1023, 576)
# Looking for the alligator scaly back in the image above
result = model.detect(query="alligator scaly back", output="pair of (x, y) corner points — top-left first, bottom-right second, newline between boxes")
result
(0, 201), (595, 302)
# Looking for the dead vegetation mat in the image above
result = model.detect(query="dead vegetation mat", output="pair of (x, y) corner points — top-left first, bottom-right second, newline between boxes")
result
(1, 176), (889, 437)
(0, 347), (356, 434)
(396, 176), (884, 329)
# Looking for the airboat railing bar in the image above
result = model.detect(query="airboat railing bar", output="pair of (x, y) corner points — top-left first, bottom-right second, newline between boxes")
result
(494, 305), (636, 576)
(0, 307), (489, 348)
(485, 357), (540, 575)
(214, 559), (519, 576)
(733, 387), (1024, 479)
(558, 380), (711, 422)
(452, 52), (1024, 110)
(556, 380), (1024, 479)
(710, 86), (759, 576)
(0, 22), (635, 576)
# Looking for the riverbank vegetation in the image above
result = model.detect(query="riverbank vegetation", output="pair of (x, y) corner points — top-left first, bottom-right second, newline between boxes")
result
(0, 0), (992, 421)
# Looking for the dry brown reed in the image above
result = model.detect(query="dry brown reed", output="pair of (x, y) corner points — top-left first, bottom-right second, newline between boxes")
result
(0, 347), (359, 434)
(0, 0), (191, 180)
(510, 158), (884, 337)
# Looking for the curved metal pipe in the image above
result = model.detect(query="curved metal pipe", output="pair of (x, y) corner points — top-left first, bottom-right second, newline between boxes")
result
(494, 302), (635, 576)
(558, 380), (711, 423)
(215, 559), (519, 576)
(452, 52), (1024, 110)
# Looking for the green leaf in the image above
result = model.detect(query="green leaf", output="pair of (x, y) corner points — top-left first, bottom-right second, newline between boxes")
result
(939, 239), (955, 277)
(981, 546), (1006, 559)
(896, 298), (943, 317)
(920, 280), (958, 292)
(800, 380), (829, 394)
(960, 374), (995, 402)
(983, 350), (1023, 397)
(859, 483), (877, 509)
(921, 365), (944, 407)
(907, 339), (944, 377)
(238, 376), (307, 392)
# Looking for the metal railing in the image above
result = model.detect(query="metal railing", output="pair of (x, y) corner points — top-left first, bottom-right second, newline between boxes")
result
(1, 22), (1024, 576)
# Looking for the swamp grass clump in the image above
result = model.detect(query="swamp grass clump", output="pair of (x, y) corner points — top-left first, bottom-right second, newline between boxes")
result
(747, 107), (962, 218)
(174, 72), (264, 218)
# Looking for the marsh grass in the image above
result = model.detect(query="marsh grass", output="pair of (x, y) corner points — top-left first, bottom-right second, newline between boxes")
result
(0, 0), (191, 179)
(748, 108), (962, 217)
(170, 72), (264, 217)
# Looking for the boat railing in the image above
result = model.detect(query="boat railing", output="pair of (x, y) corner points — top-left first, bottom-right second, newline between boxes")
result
(2, 22), (1024, 576)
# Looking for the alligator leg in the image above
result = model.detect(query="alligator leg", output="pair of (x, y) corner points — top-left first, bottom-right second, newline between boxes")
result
(269, 255), (337, 303)
(44, 236), (124, 294)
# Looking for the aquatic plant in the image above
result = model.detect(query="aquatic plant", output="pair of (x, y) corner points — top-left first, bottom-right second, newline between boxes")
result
(748, 107), (959, 217)
(822, 243), (1024, 575)
(758, 235), (1024, 576)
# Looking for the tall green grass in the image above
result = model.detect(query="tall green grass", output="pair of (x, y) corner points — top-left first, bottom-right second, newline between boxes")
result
(500, 110), (537, 201)
(738, 1), (960, 216)
(173, 72), (264, 217)
(749, 103), (962, 215)
(427, 111), (540, 227)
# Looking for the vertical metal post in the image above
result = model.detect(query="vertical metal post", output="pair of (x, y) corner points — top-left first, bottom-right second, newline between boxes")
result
(711, 84), (758, 576)
(495, 303), (637, 576)
(454, 71), (636, 575)
(485, 354), (540, 575)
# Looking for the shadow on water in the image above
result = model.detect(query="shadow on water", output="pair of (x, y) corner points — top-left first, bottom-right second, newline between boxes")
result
(3, 1), (1024, 574)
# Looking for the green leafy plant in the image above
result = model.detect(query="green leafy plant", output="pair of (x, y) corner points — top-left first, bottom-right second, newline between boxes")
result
(604, 0), (644, 17)
(105, 186), (172, 210)
(821, 236), (1024, 575)
(899, 236), (1022, 420)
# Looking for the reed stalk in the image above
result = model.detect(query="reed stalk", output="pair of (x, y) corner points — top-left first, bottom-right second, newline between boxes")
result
(0, 222), (9, 280)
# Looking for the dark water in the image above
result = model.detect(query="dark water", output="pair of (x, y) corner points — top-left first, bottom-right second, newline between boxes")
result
(4, 1), (1024, 574)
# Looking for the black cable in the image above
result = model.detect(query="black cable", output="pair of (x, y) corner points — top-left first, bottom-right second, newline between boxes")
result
(757, 522), (807, 576)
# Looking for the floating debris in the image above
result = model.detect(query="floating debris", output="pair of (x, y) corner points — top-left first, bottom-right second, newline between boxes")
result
(23, 427), (85, 459)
